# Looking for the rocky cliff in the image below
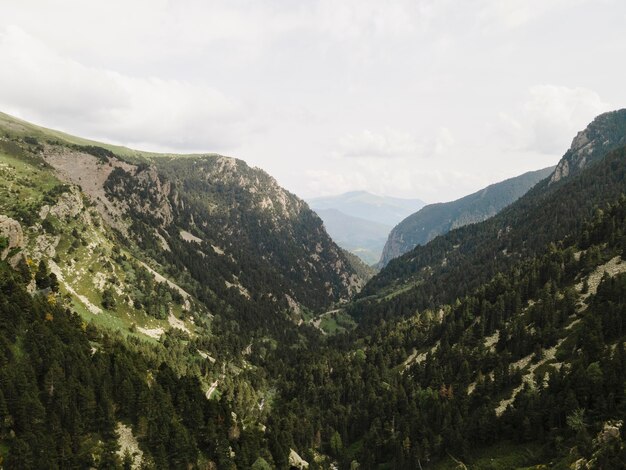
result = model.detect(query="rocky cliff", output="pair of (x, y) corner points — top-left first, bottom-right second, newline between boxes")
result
(550, 109), (626, 183)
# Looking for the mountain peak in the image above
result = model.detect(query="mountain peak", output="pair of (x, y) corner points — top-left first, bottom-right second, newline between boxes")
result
(550, 108), (626, 183)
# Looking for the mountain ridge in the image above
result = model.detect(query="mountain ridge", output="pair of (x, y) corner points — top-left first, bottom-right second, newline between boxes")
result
(0, 111), (363, 327)
(378, 166), (555, 267)
(363, 108), (626, 311)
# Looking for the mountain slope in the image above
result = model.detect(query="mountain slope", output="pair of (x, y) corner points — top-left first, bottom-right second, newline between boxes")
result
(268, 110), (626, 468)
(378, 166), (555, 267)
(308, 190), (425, 226)
(0, 112), (362, 326)
(0, 111), (366, 467)
(314, 208), (391, 265)
(364, 109), (626, 312)
(279, 188), (626, 469)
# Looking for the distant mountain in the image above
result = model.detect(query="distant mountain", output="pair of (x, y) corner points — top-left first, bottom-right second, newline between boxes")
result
(308, 190), (425, 226)
(308, 191), (426, 264)
(314, 208), (391, 265)
(378, 166), (555, 267)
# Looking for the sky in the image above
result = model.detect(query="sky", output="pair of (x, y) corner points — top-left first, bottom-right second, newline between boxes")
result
(1, 0), (625, 203)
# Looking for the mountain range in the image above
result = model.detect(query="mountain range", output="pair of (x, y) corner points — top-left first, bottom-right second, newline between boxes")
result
(1, 109), (626, 468)
(308, 191), (425, 264)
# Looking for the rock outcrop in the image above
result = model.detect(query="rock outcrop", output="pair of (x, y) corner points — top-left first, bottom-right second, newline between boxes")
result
(551, 109), (626, 183)
(0, 215), (24, 263)
(288, 449), (309, 469)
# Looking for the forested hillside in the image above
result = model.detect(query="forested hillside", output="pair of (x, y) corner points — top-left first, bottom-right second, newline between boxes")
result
(270, 182), (626, 469)
(365, 110), (626, 311)
(0, 112), (362, 327)
(378, 166), (554, 267)
(0, 263), (269, 469)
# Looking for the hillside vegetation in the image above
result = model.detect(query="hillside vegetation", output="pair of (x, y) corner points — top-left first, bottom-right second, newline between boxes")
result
(378, 166), (554, 267)
(1, 110), (626, 469)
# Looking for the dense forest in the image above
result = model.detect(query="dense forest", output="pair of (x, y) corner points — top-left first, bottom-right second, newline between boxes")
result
(0, 261), (276, 469)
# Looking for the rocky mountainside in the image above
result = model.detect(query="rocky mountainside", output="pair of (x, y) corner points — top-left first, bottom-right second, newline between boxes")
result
(550, 108), (626, 183)
(0, 112), (363, 334)
(0, 111), (367, 467)
(378, 166), (554, 267)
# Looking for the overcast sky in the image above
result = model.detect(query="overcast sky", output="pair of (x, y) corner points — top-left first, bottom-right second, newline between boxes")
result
(1, 0), (624, 202)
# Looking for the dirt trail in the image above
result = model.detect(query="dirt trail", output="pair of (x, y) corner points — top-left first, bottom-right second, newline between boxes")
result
(206, 379), (220, 399)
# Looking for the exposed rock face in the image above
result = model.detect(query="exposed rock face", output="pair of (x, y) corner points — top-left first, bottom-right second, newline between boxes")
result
(0, 215), (24, 261)
(288, 448), (309, 469)
(550, 109), (626, 183)
(41, 142), (362, 312)
(139, 155), (364, 310)
(43, 146), (137, 233)
(39, 186), (84, 221)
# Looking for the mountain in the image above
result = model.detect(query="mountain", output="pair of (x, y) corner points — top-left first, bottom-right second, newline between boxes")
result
(378, 166), (555, 267)
(550, 109), (626, 183)
(308, 191), (426, 264)
(308, 190), (426, 226)
(0, 112), (362, 324)
(0, 111), (368, 467)
(365, 109), (626, 308)
(314, 208), (391, 265)
(286, 184), (626, 469)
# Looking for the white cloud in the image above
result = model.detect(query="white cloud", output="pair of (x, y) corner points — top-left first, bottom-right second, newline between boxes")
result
(0, 26), (254, 152)
(304, 125), (463, 200)
(477, 0), (589, 32)
(314, 0), (435, 40)
(1, 1), (625, 203)
(496, 85), (611, 154)
(336, 128), (421, 159)
(335, 127), (454, 159)
(434, 127), (455, 155)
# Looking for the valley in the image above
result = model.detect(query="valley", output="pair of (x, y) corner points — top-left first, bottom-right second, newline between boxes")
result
(1, 109), (626, 469)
